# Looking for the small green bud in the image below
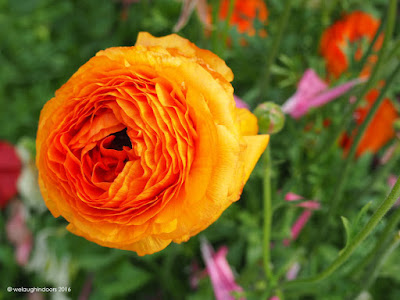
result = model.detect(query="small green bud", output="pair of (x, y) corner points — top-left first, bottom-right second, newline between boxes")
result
(253, 102), (285, 134)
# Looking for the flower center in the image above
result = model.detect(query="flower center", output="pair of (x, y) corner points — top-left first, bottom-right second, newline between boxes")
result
(107, 128), (132, 151)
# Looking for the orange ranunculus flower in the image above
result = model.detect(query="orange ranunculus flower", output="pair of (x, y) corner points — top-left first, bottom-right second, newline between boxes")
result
(218, 0), (268, 37)
(320, 11), (382, 79)
(340, 89), (398, 157)
(36, 32), (269, 256)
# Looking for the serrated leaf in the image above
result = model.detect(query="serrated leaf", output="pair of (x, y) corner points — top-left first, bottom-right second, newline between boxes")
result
(340, 216), (353, 253)
(270, 64), (290, 76)
(279, 54), (295, 68)
(354, 201), (372, 229)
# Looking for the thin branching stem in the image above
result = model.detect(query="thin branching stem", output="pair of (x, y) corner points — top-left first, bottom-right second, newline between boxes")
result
(281, 176), (400, 290)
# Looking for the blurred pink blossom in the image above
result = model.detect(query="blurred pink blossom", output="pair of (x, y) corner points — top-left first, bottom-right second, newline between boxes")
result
(269, 296), (280, 300)
(200, 237), (245, 300)
(296, 201), (321, 210)
(284, 192), (320, 210)
(291, 210), (313, 241)
(286, 262), (301, 280)
(189, 260), (208, 289)
(284, 192), (304, 201)
(388, 175), (397, 188)
(6, 200), (33, 266)
(234, 95), (250, 109)
(282, 69), (366, 119)
(283, 192), (320, 246)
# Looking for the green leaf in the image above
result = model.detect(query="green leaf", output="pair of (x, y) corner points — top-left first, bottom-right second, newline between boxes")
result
(340, 216), (353, 254)
(354, 201), (372, 229)
(90, 261), (152, 299)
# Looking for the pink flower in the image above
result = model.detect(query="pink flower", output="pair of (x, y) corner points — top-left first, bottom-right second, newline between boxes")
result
(296, 201), (321, 210)
(388, 175), (397, 188)
(6, 200), (33, 266)
(234, 95), (250, 109)
(200, 237), (245, 300)
(286, 262), (301, 280)
(282, 69), (366, 119)
(189, 260), (208, 289)
(284, 192), (320, 210)
(284, 192), (304, 202)
(290, 210), (313, 241)
(283, 192), (320, 246)
(269, 297), (280, 300)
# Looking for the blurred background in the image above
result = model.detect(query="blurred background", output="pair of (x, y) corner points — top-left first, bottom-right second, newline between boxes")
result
(1, 0), (399, 299)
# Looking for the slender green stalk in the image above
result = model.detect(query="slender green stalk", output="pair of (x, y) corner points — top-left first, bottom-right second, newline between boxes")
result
(222, 0), (235, 49)
(346, 0), (396, 110)
(363, 232), (400, 290)
(349, 200), (400, 279)
(258, 0), (293, 97)
(356, 9), (386, 70)
(358, 143), (400, 201)
(328, 62), (400, 216)
(263, 146), (273, 280)
(384, 38), (400, 63)
(211, 0), (224, 55)
(314, 0), (397, 159)
(281, 176), (400, 290)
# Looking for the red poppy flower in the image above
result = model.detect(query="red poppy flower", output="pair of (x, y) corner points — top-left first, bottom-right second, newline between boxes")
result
(340, 89), (398, 157)
(320, 11), (382, 79)
(218, 0), (268, 37)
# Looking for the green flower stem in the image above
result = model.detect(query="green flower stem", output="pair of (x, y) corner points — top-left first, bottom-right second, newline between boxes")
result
(258, 0), (293, 97)
(327, 62), (400, 217)
(222, 0), (235, 49)
(364, 231), (400, 290)
(358, 143), (400, 201)
(314, 0), (397, 160)
(384, 38), (400, 63)
(211, 0), (223, 55)
(349, 198), (400, 279)
(342, 0), (396, 119)
(263, 146), (273, 280)
(281, 175), (400, 290)
(356, 8), (386, 71)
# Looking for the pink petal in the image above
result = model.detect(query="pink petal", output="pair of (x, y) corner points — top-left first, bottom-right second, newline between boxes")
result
(286, 262), (301, 280)
(284, 192), (304, 202)
(282, 68), (366, 119)
(16, 237), (33, 266)
(269, 297), (280, 300)
(296, 200), (321, 210)
(291, 210), (313, 240)
(297, 69), (328, 100)
(388, 175), (397, 188)
(282, 69), (327, 118)
(234, 95), (250, 109)
(200, 238), (245, 300)
(6, 201), (33, 266)
(308, 78), (366, 108)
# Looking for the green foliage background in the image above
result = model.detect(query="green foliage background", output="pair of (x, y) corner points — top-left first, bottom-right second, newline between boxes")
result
(1, 0), (399, 299)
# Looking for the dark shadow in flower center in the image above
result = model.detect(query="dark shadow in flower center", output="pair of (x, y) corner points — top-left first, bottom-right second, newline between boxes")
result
(107, 128), (132, 151)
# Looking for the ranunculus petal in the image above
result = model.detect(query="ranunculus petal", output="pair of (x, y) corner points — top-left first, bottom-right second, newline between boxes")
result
(36, 33), (268, 255)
